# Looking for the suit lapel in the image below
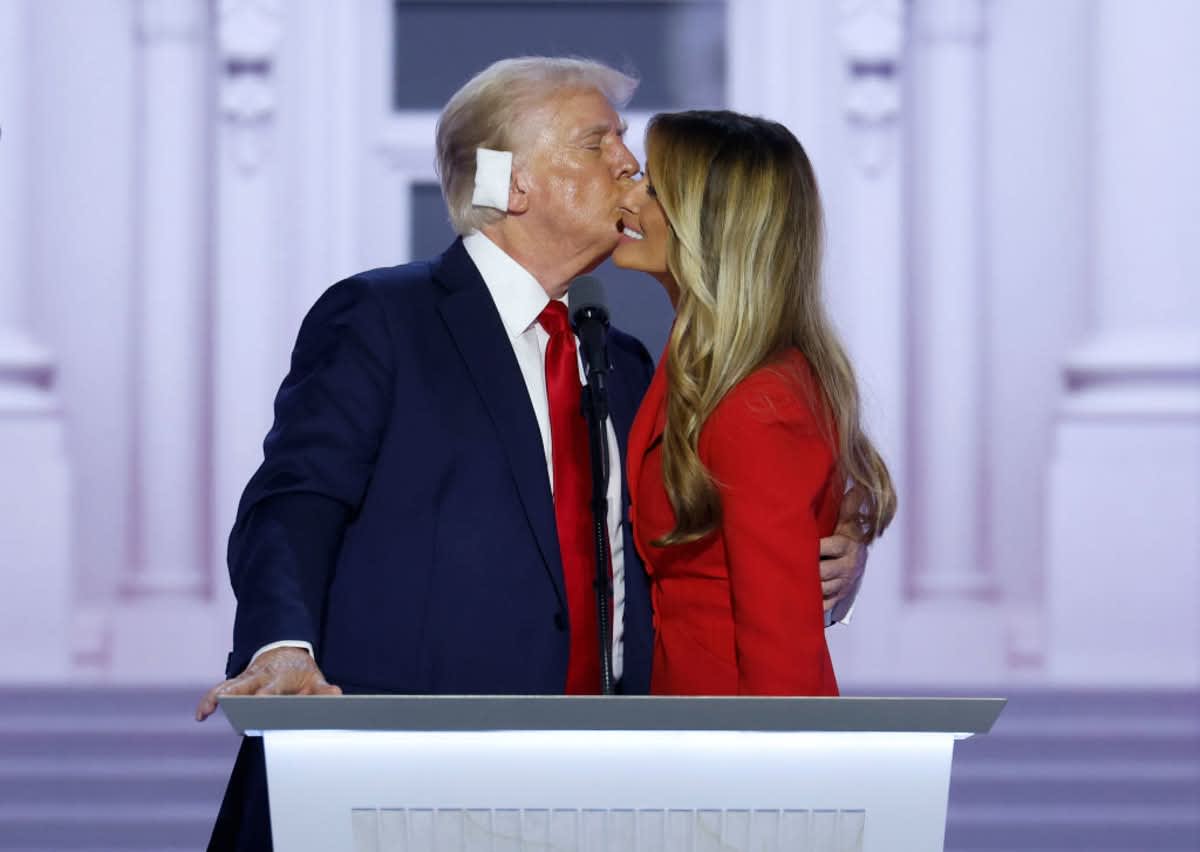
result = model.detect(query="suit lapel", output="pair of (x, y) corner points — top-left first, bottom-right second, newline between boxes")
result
(608, 354), (638, 496)
(433, 240), (566, 608)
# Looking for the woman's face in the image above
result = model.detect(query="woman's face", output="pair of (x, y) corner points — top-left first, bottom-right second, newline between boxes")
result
(613, 172), (671, 281)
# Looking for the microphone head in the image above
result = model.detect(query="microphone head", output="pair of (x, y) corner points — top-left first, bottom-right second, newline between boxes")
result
(568, 275), (609, 328)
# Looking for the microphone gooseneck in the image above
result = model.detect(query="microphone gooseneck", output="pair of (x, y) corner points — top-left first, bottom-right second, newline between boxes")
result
(567, 275), (615, 695)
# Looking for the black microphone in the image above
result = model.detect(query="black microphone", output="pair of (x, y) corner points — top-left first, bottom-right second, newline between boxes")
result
(568, 274), (616, 695)
(569, 275), (610, 422)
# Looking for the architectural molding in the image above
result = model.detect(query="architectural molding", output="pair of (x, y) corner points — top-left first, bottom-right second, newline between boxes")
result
(1045, 0), (1199, 685)
(1065, 330), (1200, 384)
(838, 0), (905, 175)
(0, 328), (55, 409)
(0, 0), (72, 680)
(217, 0), (283, 171)
(374, 112), (440, 177)
(839, 0), (904, 64)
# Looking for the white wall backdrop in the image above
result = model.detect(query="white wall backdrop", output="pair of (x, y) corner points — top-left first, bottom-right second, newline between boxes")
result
(0, 0), (1196, 689)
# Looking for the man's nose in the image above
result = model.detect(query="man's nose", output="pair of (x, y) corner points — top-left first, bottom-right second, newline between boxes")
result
(614, 142), (640, 179)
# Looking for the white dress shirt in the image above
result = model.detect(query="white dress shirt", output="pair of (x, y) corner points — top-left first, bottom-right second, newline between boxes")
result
(463, 231), (627, 680)
(252, 232), (628, 681)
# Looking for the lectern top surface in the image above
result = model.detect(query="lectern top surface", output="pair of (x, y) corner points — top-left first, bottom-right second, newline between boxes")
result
(220, 695), (1005, 736)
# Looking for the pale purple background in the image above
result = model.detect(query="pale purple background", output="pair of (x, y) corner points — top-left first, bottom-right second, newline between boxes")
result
(0, 1), (1196, 850)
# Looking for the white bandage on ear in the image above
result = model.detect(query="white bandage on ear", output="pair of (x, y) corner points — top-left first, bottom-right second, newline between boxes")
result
(472, 148), (513, 211)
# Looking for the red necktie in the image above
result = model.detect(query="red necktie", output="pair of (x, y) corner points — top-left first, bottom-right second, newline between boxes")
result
(538, 301), (602, 694)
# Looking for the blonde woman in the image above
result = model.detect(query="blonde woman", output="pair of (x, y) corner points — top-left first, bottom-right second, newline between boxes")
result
(614, 110), (896, 695)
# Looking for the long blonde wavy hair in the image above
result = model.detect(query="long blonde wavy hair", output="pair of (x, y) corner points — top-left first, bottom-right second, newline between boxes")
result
(647, 110), (896, 547)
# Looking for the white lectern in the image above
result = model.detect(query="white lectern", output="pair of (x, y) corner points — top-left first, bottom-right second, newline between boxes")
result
(221, 695), (1004, 852)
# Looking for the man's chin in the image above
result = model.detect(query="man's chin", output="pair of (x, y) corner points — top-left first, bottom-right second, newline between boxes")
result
(578, 254), (608, 275)
(579, 238), (620, 274)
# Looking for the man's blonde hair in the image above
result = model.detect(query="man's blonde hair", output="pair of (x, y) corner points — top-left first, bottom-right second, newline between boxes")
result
(435, 57), (638, 235)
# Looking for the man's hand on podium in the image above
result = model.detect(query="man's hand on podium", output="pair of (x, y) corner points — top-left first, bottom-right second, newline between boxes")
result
(819, 484), (870, 612)
(194, 646), (343, 722)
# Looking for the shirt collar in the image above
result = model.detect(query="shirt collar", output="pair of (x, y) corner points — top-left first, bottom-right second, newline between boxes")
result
(463, 231), (560, 340)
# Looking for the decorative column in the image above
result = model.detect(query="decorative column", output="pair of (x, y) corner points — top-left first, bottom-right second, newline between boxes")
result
(1046, 0), (1200, 684)
(0, 0), (72, 679)
(110, 0), (214, 679)
(828, 0), (910, 679)
(126, 0), (211, 598)
(907, 0), (993, 598)
(727, 0), (827, 149)
(212, 0), (285, 627)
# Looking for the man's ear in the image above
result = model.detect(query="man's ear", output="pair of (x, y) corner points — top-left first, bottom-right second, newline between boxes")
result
(508, 165), (530, 215)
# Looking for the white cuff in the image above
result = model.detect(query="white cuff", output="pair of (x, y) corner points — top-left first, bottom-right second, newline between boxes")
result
(249, 640), (314, 667)
(825, 575), (863, 627)
(836, 600), (858, 625)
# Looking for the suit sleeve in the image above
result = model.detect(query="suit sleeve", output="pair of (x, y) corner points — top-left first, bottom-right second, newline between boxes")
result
(704, 375), (839, 695)
(227, 276), (395, 676)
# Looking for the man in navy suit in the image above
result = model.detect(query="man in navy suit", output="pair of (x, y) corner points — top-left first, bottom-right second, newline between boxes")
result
(196, 57), (867, 850)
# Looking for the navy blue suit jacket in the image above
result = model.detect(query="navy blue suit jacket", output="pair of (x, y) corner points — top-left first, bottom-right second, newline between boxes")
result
(225, 238), (655, 694)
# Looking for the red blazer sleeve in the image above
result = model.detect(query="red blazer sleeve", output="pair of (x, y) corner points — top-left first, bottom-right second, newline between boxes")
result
(703, 367), (840, 695)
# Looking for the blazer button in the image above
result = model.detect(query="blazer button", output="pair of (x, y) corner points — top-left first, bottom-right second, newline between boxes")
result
(554, 612), (567, 631)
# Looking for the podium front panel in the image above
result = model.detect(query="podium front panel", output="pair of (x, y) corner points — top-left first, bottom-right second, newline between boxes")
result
(263, 728), (956, 851)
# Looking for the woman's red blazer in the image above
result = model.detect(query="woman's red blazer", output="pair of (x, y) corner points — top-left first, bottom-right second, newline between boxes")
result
(626, 348), (842, 696)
